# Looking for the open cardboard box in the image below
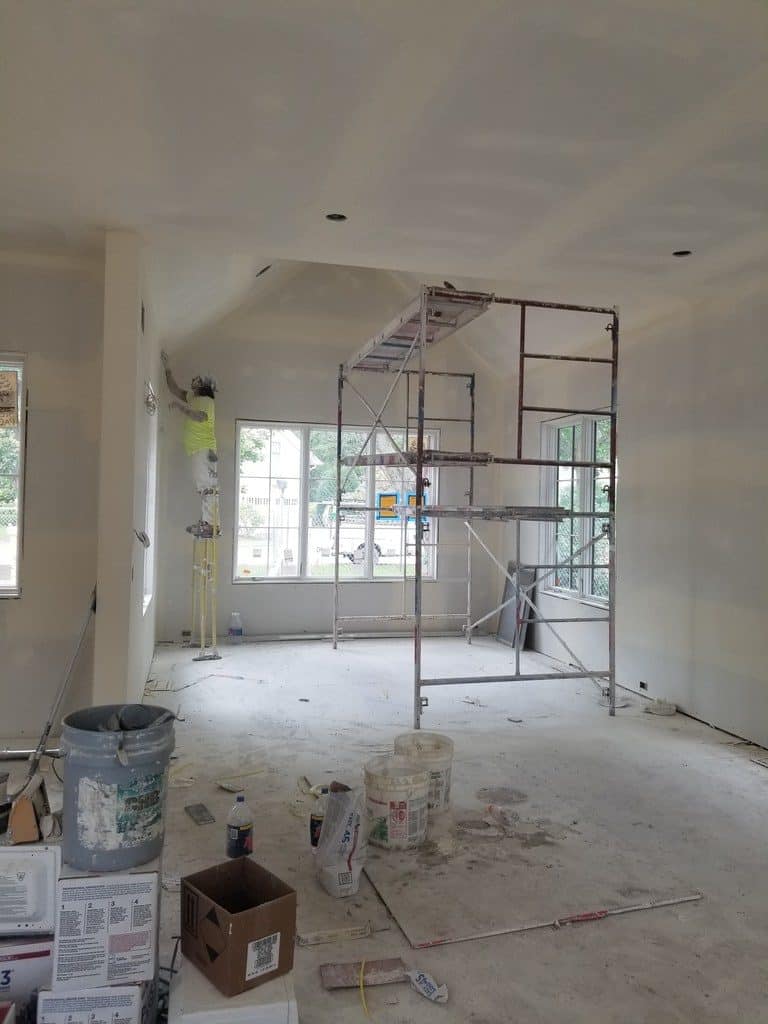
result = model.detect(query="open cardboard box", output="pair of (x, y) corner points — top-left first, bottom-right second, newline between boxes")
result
(181, 859), (296, 998)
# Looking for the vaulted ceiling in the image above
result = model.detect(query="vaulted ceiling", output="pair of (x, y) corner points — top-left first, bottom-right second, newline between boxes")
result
(1, 1), (765, 338)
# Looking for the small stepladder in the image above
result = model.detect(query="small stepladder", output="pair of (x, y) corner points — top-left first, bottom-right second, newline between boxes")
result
(188, 490), (221, 662)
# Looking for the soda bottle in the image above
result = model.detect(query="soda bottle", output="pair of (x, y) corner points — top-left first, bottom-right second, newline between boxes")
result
(226, 794), (253, 857)
(309, 786), (329, 852)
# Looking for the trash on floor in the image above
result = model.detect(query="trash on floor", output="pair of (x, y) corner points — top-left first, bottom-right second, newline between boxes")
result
(406, 968), (449, 1003)
(315, 783), (367, 898)
(184, 803), (215, 825)
(296, 922), (390, 947)
(644, 698), (677, 716)
(319, 958), (407, 990)
(216, 768), (267, 792)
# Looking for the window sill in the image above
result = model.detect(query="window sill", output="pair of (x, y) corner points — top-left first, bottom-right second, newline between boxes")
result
(232, 576), (439, 585)
(0, 590), (21, 600)
(541, 587), (609, 611)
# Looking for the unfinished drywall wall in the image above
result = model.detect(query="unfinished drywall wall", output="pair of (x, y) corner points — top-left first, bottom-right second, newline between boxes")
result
(505, 281), (768, 746)
(0, 258), (103, 738)
(156, 264), (504, 642)
(94, 232), (160, 706)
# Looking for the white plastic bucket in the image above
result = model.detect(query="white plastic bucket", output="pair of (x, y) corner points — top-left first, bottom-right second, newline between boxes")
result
(364, 755), (429, 850)
(394, 731), (454, 811)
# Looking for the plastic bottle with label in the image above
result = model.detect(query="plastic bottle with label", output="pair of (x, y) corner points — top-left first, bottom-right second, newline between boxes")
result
(309, 786), (329, 852)
(228, 611), (244, 643)
(226, 794), (253, 857)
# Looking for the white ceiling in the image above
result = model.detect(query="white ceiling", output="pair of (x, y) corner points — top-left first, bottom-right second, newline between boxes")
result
(0, 0), (766, 338)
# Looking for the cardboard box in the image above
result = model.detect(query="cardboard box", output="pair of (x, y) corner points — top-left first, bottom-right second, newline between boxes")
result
(181, 860), (296, 998)
(168, 956), (298, 1023)
(0, 937), (54, 1023)
(0, 848), (60, 935)
(36, 985), (144, 1024)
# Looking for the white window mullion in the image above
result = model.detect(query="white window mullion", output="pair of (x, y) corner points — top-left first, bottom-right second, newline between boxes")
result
(298, 425), (310, 578)
(365, 428), (376, 579)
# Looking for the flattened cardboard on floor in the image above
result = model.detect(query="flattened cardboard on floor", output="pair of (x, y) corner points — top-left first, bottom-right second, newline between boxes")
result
(181, 859), (296, 998)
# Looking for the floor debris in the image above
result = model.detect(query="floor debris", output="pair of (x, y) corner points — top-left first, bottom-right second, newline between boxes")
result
(184, 802), (215, 825)
(406, 968), (448, 1003)
(320, 958), (407, 990)
(297, 922), (390, 947)
(408, 894), (704, 949)
(215, 768), (268, 792)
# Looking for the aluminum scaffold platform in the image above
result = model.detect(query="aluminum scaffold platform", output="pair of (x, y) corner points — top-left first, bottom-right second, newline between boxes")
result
(333, 285), (618, 728)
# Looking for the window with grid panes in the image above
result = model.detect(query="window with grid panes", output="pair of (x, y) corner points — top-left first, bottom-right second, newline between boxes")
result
(541, 415), (612, 602)
(234, 421), (438, 581)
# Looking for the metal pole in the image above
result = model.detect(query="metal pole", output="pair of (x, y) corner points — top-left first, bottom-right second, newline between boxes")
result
(466, 374), (475, 643)
(608, 310), (619, 715)
(403, 372), (410, 617)
(413, 288), (427, 729)
(514, 518), (522, 676)
(516, 304), (526, 459)
(333, 365), (343, 648)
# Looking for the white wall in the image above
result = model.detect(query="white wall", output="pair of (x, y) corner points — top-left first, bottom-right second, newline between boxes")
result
(0, 259), (103, 738)
(156, 265), (503, 641)
(505, 282), (768, 746)
(94, 232), (160, 706)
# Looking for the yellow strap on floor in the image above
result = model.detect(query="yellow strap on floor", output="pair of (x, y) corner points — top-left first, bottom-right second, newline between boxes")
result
(359, 958), (371, 1019)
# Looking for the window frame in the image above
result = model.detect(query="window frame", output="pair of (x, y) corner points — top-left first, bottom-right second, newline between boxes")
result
(539, 412), (611, 606)
(233, 418), (439, 584)
(0, 354), (27, 599)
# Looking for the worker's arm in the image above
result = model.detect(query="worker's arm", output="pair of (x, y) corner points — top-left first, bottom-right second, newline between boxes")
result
(161, 350), (188, 403)
(168, 398), (207, 422)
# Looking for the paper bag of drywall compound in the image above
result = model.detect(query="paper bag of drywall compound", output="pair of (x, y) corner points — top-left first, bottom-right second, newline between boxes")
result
(316, 785), (367, 898)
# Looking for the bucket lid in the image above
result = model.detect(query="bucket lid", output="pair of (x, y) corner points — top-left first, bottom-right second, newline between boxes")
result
(364, 754), (429, 785)
(394, 731), (454, 758)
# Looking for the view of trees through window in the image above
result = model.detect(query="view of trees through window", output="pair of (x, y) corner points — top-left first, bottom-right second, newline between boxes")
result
(235, 422), (438, 581)
(547, 415), (611, 601)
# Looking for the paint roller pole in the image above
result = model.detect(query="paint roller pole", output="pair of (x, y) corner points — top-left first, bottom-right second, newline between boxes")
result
(21, 586), (96, 789)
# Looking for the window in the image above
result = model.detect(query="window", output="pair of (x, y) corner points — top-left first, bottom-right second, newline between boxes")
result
(541, 414), (612, 603)
(0, 357), (25, 597)
(234, 421), (438, 581)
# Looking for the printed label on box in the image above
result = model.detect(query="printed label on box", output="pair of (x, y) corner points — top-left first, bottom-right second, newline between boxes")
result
(37, 984), (141, 1024)
(244, 933), (280, 981)
(53, 874), (157, 990)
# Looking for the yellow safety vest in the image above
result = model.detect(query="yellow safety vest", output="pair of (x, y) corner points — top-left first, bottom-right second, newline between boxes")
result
(184, 396), (217, 455)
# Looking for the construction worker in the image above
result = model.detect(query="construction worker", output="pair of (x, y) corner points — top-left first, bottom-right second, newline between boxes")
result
(161, 350), (220, 538)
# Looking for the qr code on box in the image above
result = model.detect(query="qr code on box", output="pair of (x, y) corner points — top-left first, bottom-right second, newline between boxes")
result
(245, 932), (280, 981)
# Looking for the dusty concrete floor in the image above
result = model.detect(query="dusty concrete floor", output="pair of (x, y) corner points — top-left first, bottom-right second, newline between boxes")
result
(148, 637), (768, 1023)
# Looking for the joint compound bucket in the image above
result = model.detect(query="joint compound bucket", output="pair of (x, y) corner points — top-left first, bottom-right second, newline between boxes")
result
(364, 755), (429, 850)
(61, 704), (175, 871)
(393, 731), (454, 812)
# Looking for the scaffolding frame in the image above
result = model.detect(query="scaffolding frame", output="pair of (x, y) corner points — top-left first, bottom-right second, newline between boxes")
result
(334, 286), (618, 728)
(332, 366), (476, 643)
